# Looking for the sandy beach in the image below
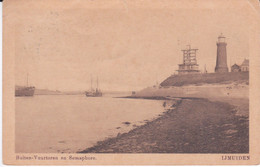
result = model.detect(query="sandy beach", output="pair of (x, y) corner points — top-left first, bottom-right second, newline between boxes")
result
(80, 97), (248, 153)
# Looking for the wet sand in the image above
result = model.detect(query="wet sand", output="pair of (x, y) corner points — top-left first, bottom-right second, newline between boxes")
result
(80, 98), (248, 153)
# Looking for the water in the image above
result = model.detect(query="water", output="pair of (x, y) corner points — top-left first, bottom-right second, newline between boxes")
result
(15, 94), (166, 153)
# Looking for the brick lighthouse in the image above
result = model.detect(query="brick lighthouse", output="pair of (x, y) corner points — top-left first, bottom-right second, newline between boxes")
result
(215, 33), (229, 73)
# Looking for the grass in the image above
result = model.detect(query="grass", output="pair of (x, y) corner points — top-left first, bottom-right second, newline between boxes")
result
(160, 72), (249, 87)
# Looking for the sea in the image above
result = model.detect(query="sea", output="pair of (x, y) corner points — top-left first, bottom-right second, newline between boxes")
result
(15, 94), (166, 153)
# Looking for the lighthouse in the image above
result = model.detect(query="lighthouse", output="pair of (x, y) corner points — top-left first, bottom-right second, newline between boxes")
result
(215, 34), (228, 73)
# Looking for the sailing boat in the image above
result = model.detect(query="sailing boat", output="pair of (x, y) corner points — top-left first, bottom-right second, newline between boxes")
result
(85, 77), (102, 97)
(15, 73), (35, 96)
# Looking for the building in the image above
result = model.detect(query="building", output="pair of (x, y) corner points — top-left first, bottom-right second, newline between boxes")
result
(240, 59), (249, 72)
(215, 33), (229, 73)
(231, 59), (249, 72)
(231, 64), (240, 72)
(177, 45), (200, 75)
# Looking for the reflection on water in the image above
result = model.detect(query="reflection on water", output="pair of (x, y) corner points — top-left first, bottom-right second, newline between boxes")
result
(15, 94), (165, 153)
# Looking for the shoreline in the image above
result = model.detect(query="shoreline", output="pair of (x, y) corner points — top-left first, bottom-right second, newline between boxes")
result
(80, 97), (248, 153)
(118, 96), (205, 100)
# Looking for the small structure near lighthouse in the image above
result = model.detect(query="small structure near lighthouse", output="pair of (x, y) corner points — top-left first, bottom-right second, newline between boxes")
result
(177, 45), (200, 75)
(231, 59), (249, 72)
(215, 33), (229, 73)
(240, 59), (249, 72)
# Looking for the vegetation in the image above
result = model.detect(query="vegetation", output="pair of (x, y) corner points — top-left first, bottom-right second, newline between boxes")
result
(160, 72), (249, 87)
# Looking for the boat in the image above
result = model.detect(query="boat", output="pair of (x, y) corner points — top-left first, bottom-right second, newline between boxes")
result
(15, 74), (35, 97)
(85, 77), (102, 97)
(15, 86), (35, 96)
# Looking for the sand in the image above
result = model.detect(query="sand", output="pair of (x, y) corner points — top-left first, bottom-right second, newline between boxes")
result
(80, 98), (249, 153)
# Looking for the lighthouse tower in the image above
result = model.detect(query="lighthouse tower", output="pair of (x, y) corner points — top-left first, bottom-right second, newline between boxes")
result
(215, 34), (228, 73)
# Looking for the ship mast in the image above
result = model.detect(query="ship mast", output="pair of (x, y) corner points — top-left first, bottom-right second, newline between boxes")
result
(91, 76), (93, 90)
(97, 77), (99, 90)
(27, 73), (28, 87)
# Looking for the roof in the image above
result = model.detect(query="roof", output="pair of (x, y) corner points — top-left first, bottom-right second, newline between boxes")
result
(241, 59), (249, 66)
(231, 64), (240, 68)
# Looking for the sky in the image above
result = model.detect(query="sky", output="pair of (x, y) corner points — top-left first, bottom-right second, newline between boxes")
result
(9, 0), (252, 91)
